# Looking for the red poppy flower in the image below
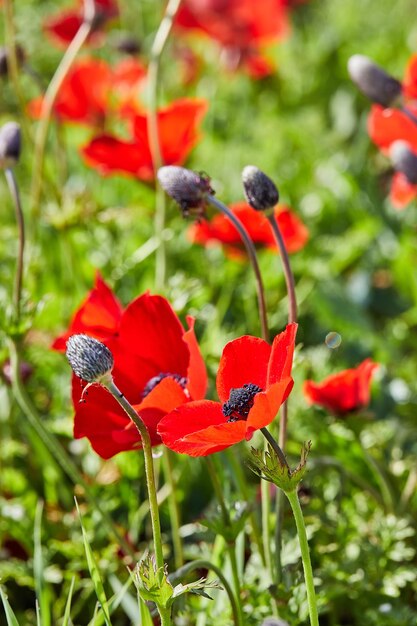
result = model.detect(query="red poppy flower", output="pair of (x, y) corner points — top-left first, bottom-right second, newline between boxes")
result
(44, 0), (118, 48)
(81, 98), (208, 181)
(303, 358), (378, 416)
(402, 54), (417, 100)
(390, 171), (417, 209)
(27, 57), (146, 127)
(158, 323), (297, 457)
(188, 201), (308, 259)
(368, 104), (417, 154)
(175, 0), (289, 78)
(53, 275), (207, 458)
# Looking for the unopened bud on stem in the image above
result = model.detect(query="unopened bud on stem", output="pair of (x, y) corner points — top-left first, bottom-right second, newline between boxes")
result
(0, 122), (21, 168)
(347, 55), (402, 107)
(390, 141), (417, 184)
(157, 165), (214, 217)
(242, 165), (279, 211)
(66, 334), (114, 383)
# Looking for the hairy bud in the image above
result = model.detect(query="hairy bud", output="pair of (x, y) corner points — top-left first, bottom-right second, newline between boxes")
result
(66, 334), (114, 383)
(347, 55), (402, 107)
(0, 122), (21, 168)
(242, 165), (279, 211)
(390, 141), (417, 184)
(157, 166), (214, 217)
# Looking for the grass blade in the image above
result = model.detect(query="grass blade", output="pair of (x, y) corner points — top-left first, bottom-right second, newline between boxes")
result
(0, 586), (21, 626)
(62, 576), (76, 626)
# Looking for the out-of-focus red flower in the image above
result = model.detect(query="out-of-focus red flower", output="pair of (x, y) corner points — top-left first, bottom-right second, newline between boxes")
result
(82, 98), (208, 181)
(303, 358), (378, 416)
(188, 201), (308, 258)
(175, 0), (290, 78)
(27, 57), (146, 127)
(390, 171), (417, 208)
(368, 104), (417, 154)
(44, 0), (118, 48)
(53, 274), (207, 458)
(158, 323), (297, 457)
(402, 54), (417, 100)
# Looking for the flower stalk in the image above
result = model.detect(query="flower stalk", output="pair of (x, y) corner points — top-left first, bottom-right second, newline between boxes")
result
(29, 0), (96, 216)
(147, 0), (183, 290)
(4, 167), (24, 323)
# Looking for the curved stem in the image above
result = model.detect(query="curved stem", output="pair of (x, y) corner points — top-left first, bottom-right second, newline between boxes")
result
(163, 449), (184, 569)
(266, 212), (297, 326)
(285, 490), (319, 626)
(29, 0), (96, 216)
(7, 339), (136, 560)
(147, 0), (183, 290)
(207, 196), (269, 342)
(5, 169), (25, 321)
(104, 380), (164, 570)
(170, 559), (241, 626)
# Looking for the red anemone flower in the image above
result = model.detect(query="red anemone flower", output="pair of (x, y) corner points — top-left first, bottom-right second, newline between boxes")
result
(175, 0), (290, 78)
(53, 274), (207, 458)
(27, 57), (146, 127)
(303, 358), (378, 417)
(389, 171), (417, 209)
(44, 0), (118, 48)
(188, 201), (308, 259)
(158, 323), (297, 457)
(81, 98), (208, 181)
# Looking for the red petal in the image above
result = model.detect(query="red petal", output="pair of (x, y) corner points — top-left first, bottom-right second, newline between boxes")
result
(303, 359), (378, 416)
(390, 172), (417, 209)
(158, 400), (246, 456)
(246, 378), (294, 436)
(244, 53), (275, 79)
(52, 273), (123, 351)
(216, 335), (271, 403)
(368, 105), (417, 153)
(183, 316), (208, 400)
(403, 54), (417, 100)
(267, 323), (297, 385)
(118, 293), (190, 378)
(138, 377), (189, 413)
(44, 11), (83, 46)
(275, 206), (309, 253)
(81, 135), (154, 180)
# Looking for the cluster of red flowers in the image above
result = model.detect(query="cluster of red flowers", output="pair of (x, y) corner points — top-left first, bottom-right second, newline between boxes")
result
(55, 275), (379, 459)
(368, 56), (417, 208)
(188, 201), (309, 258)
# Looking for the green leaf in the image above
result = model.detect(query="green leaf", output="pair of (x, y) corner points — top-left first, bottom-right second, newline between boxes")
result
(62, 577), (75, 626)
(34, 501), (51, 626)
(75, 499), (112, 626)
(0, 586), (21, 626)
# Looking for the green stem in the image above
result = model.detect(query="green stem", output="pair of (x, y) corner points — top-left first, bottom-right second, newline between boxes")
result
(5, 168), (25, 321)
(7, 339), (136, 560)
(159, 606), (172, 626)
(226, 449), (265, 565)
(105, 380), (164, 570)
(285, 490), (319, 626)
(206, 457), (244, 626)
(207, 196), (269, 342)
(147, 0), (183, 291)
(29, 0), (95, 217)
(162, 449), (184, 570)
(171, 559), (240, 626)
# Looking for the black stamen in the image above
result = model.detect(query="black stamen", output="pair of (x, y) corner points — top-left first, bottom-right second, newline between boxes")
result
(142, 372), (188, 398)
(222, 383), (263, 423)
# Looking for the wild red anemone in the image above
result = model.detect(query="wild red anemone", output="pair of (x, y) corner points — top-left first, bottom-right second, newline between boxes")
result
(158, 323), (297, 456)
(53, 274), (207, 458)
(188, 201), (308, 258)
(44, 0), (118, 48)
(303, 358), (378, 416)
(27, 57), (146, 127)
(175, 0), (290, 79)
(82, 98), (208, 181)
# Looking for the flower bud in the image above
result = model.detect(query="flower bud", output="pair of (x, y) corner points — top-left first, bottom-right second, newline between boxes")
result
(157, 166), (214, 217)
(390, 141), (417, 184)
(242, 165), (279, 211)
(115, 35), (141, 56)
(347, 55), (402, 107)
(66, 334), (114, 383)
(0, 122), (21, 168)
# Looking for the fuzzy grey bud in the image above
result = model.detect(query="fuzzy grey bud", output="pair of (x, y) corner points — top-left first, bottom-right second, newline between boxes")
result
(390, 141), (417, 184)
(348, 55), (402, 107)
(66, 334), (114, 383)
(157, 166), (214, 217)
(0, 122), (21, 168)
(242, 165), (279, 211)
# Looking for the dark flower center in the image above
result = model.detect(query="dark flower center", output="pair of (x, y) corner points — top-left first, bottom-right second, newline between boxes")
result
(142, 372), (188, 399)
(222, 383), (263, 423)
